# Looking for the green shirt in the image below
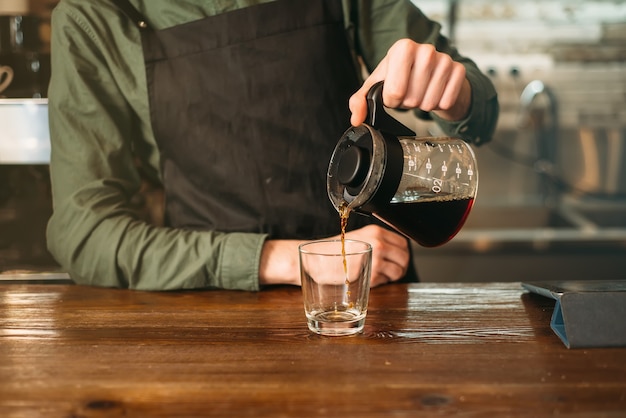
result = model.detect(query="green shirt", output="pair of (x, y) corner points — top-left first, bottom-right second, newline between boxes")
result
(47, 0), (498, 291)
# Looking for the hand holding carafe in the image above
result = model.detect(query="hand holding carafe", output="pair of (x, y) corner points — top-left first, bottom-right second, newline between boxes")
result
(327, 82), (478, 247)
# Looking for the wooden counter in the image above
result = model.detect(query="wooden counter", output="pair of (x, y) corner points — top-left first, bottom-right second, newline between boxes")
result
(1, 282), (624, 417)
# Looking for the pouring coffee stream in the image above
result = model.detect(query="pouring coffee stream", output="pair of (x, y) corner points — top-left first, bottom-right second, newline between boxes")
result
(328, 81), (479, 249)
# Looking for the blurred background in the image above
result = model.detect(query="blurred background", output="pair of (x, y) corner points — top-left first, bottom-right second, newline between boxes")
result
(407, 0), (626, 282)
(0, 0), (625, 281)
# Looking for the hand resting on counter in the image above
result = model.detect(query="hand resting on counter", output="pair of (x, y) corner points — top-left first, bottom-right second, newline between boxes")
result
(259, 225), (410, 288)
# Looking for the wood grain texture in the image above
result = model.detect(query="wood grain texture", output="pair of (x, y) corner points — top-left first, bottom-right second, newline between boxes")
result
(1, 282), (625, 417)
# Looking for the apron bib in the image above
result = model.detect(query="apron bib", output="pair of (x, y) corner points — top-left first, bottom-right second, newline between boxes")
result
(111, 0), (419, 282)
(113, 0), (364, 239)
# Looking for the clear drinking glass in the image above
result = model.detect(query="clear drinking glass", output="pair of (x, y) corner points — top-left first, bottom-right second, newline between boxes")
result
(299, 239), (372, 336)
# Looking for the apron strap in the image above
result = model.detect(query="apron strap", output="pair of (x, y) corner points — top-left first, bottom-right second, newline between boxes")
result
(110, 0), (151, 30)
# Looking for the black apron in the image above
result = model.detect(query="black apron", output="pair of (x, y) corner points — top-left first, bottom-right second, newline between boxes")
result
(113, 0), (364, 239)
(112, 0), (419, 280)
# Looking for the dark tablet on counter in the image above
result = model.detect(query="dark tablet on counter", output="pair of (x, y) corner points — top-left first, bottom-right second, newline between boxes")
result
(522, 280), (626, 349)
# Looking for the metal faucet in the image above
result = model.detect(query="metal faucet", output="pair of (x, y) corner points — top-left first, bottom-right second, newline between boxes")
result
(518, 80), (558, 128)
(518, 80), (561, 201)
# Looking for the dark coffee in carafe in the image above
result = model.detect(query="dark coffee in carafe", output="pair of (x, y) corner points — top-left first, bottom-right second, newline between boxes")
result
(327, 82), (478, 247)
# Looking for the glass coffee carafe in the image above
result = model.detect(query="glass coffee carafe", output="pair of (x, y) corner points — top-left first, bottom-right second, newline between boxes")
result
(327, 82), (478, 247)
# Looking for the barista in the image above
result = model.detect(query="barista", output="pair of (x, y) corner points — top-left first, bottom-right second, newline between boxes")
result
(46, 0), (499, 291)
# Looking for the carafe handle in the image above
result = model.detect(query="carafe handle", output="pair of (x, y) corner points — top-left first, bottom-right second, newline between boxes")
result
(365, 81), (416, 137)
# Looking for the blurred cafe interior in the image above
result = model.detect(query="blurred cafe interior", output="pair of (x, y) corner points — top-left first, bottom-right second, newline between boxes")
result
(1, 0), (625, 282)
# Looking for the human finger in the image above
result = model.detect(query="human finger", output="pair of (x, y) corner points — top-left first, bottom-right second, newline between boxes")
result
(382, 40), (442, 110)
(370, 256), (408, 287)
(343, 226), (410, 286)
(437, 61), (466, 110)
(416, 51), (454, 111)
